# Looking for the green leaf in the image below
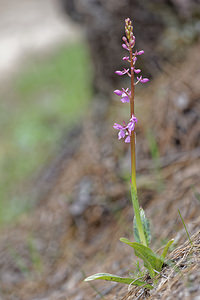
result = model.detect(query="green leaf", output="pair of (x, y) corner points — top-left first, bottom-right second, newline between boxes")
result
(131, 187), (148, 246)
(133, 208), (151, 246)
(158, 239), (174, 269)
(161, 239), (174, 260)
(84, 273), (153, 289)
(120, 238), (163, 277)
(155, 239), (174, 271)
(178, 209), (193, 246)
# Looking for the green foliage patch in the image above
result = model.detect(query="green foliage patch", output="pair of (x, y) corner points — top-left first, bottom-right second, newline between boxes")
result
(0, 42), (92, 224)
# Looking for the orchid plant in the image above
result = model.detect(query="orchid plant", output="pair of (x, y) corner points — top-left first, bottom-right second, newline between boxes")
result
(85, 18), (173, 290)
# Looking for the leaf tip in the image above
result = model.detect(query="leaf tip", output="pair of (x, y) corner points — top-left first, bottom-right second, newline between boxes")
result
(119, 237), (125, 242)
(84, 276), (91, 282)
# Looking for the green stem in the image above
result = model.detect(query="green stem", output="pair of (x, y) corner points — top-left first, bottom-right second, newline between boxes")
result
(131, 185), (147, 246)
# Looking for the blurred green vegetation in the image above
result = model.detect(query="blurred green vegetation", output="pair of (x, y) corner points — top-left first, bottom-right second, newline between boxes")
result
(0, 42), (92, 224)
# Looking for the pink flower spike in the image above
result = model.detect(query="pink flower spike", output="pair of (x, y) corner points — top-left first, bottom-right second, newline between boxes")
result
(122, 44), (129, 50)
(137, 50), (144, 55)
(140, 78), (149, 83)
(123, 56), (129, 61)
(134, 69), (141, 74)
(115, 69), (129, 76)
(114, 89), (123, 96)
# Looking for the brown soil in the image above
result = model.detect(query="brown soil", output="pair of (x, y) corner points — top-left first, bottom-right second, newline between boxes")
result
(0, 42), (199, 300)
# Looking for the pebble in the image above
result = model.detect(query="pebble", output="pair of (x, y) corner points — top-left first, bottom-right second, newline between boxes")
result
(69, 177), (93, 216)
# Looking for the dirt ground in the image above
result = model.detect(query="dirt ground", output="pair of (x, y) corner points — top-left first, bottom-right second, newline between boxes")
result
(0, 41), (199, 299)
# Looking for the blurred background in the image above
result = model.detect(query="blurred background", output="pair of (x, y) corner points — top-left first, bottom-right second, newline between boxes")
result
(0, 0), (92, 223)
(0, 0), (199, 299)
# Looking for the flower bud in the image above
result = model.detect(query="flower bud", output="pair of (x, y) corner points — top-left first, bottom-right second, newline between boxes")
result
(122, 44), (129, 50)
(134, 69), (141, 74)
(140, 78), (149, 83)
(115, 69), (129, 76)
(123, 56), (129, 61)
(114, 90), (123, 96)
(137, 50), (144, 55)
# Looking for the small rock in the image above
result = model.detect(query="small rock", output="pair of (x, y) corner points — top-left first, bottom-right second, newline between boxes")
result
(69, 177), (93, 216)
(188, 273), (197, 281)
(174, 92), (189, 110)
(188, 285), (199, 293)
(0, 270), (24, 285)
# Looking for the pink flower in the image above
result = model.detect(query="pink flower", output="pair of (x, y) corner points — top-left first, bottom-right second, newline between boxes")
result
(118, 130), (126, 139)
(136, 76), (149, 84)
(121, 96), (130, 103)
(134, 69), (141, 74)
(114, 88), (131, 103)
(125, 136), (130, 143)
(113, 123), (126, 140)
(121, 88), (131, 103)
(140, 78), (149, 83)
(115, 69), (129, 76)
(113, 123), (124, 130)
(127, 115), (138, 133)
(113, 115), (138, 143)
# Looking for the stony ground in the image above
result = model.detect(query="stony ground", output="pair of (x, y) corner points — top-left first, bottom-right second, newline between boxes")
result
(0, 39), (199, 299)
